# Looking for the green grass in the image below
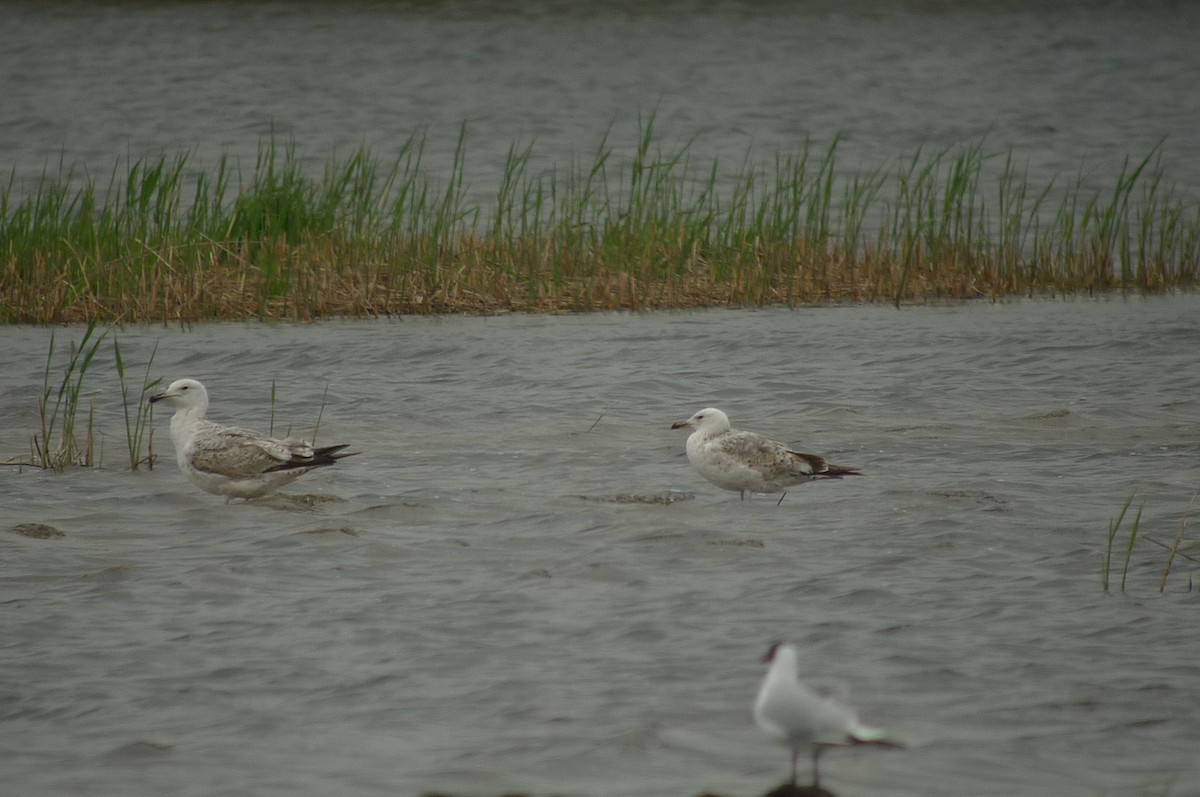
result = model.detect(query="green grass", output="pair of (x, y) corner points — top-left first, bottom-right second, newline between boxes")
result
(1101, 493), (1143, 593)
(26, 324), (165, 472)
(1103, 492), (1197, 593)
(2, 125), (1198, 322)
(31, 322), (104, 471)
(114, 336), (161, 470)
(16, 333), (337, 474)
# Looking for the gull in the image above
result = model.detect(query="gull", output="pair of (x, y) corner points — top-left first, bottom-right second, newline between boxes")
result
(670, 408), (860, 502)
(149, 378), (355, 500)
(754, 641), (901, 789)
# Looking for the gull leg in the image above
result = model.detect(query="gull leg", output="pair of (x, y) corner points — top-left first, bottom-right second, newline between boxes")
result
(790, 746), (800, 785)
(812, 745), (825, 789)
(776, 491), (787, 506)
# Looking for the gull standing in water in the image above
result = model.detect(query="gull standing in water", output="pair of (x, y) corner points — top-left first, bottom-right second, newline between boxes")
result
(149, 378), (355, 500)
(754, 641), (901, 789)
(671, 408), (859, 502)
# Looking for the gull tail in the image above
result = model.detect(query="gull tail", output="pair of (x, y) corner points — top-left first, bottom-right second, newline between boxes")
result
(792, 451), (862, 479)
(849, 724), (903, 749)
(265, 444), (358, 473)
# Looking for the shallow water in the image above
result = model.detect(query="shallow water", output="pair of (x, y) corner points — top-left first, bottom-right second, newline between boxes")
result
(3, 1), (1199, 205)
(2, 297), (1199, 796)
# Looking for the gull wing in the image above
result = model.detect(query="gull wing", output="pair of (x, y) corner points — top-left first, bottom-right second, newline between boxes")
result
(714, 431), (826, 477)
(758, 676), (855, 744)
(189, 423), (303, 478)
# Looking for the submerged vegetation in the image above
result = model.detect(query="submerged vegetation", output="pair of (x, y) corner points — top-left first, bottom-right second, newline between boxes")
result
(2, 125), (1198, 323)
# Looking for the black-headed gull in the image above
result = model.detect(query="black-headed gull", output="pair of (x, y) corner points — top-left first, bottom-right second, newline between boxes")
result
(754, 641), (901, 789)
(671, 408), (860, 501)
(149, 378), (355, 500)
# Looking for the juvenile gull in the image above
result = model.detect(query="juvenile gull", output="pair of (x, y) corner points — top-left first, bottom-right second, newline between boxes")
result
(670, 408), (859, 501)
(149, 378), (355, 500)
(754, 641), (901, 789)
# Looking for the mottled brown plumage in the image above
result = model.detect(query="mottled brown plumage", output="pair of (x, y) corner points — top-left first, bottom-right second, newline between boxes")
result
(671, 408), (859, 500)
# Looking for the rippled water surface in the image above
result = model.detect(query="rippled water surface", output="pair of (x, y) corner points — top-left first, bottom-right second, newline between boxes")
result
(3, 0), (1200, 202)
(3, 1), (1200, 793)
(3, 298), (1199, 796)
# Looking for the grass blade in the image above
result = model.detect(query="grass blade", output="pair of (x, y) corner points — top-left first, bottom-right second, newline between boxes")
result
(1119, 502), (1143, 592)
(1103, 493), (1135, 592)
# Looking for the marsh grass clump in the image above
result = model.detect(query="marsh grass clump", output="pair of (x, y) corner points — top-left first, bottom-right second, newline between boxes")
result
(2, 125), (1199, 323)
(114, 336), (161, 470)
(31, 322), (104, 471)
(1102, 492), (1198, 593)
(21, 326), (164, 472)
(17, 332), (334, 477)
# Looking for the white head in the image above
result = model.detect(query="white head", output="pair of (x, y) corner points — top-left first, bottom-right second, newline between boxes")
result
(671, 407), (731, 433)
(762, 640), (799, 668)
(149, 378), (210, 415)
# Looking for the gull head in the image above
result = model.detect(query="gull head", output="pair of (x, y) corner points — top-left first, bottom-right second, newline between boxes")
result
(149, 378), (209, 413)
(671, 407), (731, 433)
(762, 640), (797, 664)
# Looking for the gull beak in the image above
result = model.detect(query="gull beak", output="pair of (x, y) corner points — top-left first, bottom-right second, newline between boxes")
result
(670, 420), (691, 430)
(148, 390), (170, 404)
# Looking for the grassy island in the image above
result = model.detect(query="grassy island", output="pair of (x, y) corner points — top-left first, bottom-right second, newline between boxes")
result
(3, 126), (1197, 323)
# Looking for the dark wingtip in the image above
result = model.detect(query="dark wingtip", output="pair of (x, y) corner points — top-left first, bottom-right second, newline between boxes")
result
(264, 444), (358, 473)
(313, 444), (356, 458)
(312, 444), (358, 466)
